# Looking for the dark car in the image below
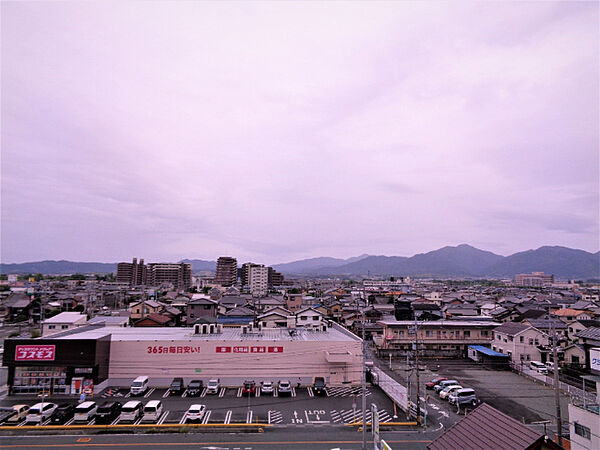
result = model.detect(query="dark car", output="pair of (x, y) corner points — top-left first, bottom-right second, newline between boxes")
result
(0, 407), (16, 424)
(313, 377), (327, 396)
(426, 377), (447, 390)
(169, 378), (185, 396)
(50, 403), (75, 425)
(187, 379), (203, 397)
(242, 380), (256, 397)
(95, 401), (122, 424)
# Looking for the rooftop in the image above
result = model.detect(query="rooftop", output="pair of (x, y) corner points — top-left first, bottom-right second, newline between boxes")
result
(48, 322), (361, 342)
(43, 312), (87, 324)
(378, 320), (500, 327)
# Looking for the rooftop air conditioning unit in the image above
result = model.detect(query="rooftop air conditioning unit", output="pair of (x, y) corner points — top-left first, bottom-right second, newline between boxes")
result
(242, 325), (248, 334)
(217, 324), (223, 333)
(194, 324), (201, 335)
(209, 324), (216, 334)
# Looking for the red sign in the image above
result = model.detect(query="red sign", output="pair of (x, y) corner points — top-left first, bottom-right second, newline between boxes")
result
(15, 345), (55, 361)
(251, 346), (266, 353)
(216, 346), (231, 353)
(147, 345), (200, 355)
(233, 346), (249, 353)
(268, 346), (284, 353)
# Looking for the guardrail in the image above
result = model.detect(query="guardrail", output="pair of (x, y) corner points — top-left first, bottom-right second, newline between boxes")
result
(0, 423), (271, 434)
(371, 366), (408, 411)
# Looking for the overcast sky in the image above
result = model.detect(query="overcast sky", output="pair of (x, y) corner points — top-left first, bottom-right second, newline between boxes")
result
(1, 1), (598, 264)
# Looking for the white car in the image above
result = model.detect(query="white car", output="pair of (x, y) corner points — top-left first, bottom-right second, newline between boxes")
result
(261, 381), (274, 394)
(206, 379), (220, 394)
(439, 385), (462, 400)
(278, 380), (292, 396)
(185, 404), (206, 422)
(25, 402), (57, 424)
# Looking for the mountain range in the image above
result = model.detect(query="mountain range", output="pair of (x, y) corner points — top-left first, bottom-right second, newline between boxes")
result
(1, 245), (598, 279)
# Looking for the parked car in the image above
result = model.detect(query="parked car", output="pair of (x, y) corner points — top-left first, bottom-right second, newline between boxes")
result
(242, 380), (256, 397)
(5, 405), (29, 423)
(206, 378), (220, 394)
(130, 376), (149, 396)
(185, 404), (206, 423)
(74, 401), (97, 423)
(278, 380), (292, 396)
(142, 400), (163, 423)
(313, 377), (327, 396)
(119, 401), (143, 422)
(426, 377), (448, 390)
(261, 381), (274, 395)
(439, 385), (463, 400)
(449, 388), (477, 407)
(434, 380), (459, 393)
(0, 407), (16, 424)
(169, 378), (185, 396)
(545, 362), (558, 373)
(95, 401), (122, 424)
(530, 361), (548, 374)
(187, 380), (203, 397)
(25, 402), (57, 424)
(50, 404), (75, 424)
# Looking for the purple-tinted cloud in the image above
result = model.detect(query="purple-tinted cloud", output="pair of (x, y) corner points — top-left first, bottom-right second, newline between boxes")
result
(1, 1), (598, 264)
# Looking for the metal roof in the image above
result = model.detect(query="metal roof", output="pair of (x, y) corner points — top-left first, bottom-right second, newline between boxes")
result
(468, 345), (509, 358)
(427, 403), (558, 450)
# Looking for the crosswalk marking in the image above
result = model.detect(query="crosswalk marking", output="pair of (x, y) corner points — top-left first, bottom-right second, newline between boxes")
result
(307, 386), (314, 397)
(267, 410), (283, 424)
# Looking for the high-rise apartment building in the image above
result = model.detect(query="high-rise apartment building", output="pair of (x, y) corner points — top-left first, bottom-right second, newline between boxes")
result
(116, 258), (147, 286)
(514, 272), (554, 287)
(268, 267), (284, 287)
(241, 263), (262, 287)
(248, 265), (268, 297)
(116, 258), (191, 290)
(215, 257), (237, 286)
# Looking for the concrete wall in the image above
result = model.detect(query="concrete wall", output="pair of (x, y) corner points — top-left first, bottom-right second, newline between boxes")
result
(108, 338), (361, 388)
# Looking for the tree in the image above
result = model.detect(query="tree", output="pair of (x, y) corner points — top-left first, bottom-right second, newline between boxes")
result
(71, 273), (86, 281)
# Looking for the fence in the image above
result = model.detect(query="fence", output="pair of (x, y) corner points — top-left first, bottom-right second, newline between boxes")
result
(510, 362), (596, 404)
(372, 366), (408, 412)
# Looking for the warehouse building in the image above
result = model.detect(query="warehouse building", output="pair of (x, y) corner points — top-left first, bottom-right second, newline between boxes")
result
(2, 322), (362, 396)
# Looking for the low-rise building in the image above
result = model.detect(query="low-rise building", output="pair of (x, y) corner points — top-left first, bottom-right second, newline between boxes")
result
(42, 312), (87, 336)
(376, 319), (498, 357)
(492, 322), (549, 365)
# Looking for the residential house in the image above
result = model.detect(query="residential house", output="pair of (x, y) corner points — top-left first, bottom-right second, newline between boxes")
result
(553, 308), (593, 323)
(567, 319), (600, 343)
(133, 313), (174, 327)
(295, 307), (325, 329)
(285, 294), (303, 312)
(128, 300), (162, 321)
(257, 309), (291, 328)
(492, 322), (549, 365)
(42, 312), (87, 336)
(186, 298), (218, 324)
(217, 306), (254, 325)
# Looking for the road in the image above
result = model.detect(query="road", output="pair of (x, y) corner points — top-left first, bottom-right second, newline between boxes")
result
(0, 428), (434, 449)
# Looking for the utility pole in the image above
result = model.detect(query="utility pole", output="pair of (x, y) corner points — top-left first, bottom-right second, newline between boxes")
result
(551, 318), (563, 446)
(414, 318), (421, 425)
(361, 310), (367, 450)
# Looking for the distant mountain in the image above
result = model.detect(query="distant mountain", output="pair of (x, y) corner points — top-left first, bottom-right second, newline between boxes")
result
(273, 255), (371, 274)
(484, 246), (600, 279)
(0, 260), (117, 275)
(179, 259), (216, 272)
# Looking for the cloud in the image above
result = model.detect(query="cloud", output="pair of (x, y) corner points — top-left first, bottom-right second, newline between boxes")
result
(1, 1), (598, 263)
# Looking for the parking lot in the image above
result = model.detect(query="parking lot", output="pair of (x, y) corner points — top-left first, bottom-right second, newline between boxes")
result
(0, 383), (399, 428)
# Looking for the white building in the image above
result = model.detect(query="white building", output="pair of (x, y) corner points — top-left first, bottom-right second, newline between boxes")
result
(42, 312), (88, 336)
(491, 322), (549, 365)
(248, 265), (268, 297)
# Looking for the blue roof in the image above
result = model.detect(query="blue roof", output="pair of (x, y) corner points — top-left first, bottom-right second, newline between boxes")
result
(469, 345), (509, 358)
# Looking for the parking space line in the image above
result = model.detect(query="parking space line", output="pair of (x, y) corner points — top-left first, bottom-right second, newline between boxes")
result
(162, 390), (170, 398)
(256, 388), (261, 397)
(110, 417), (120, 425)
(64, 418), (75, 426)
(179, 413), (187, 425)
(124, 392), (131, 398)
(133, 417), (143, 425)
(219, 387), (226, 397)
(200, 387), (207, 397)
(236, 387), (242, 398)
(273, 389), (278, 397)
(181, 390), (188, 398)
(157, 411), (169, 425)
(201, 410), (211, 424)
(144, 388), (156, 398)
(307, 386), (314, 397)
(246, 411), (253, 424)
(291, 387), (296, 397)
(224, 410), (232, 424)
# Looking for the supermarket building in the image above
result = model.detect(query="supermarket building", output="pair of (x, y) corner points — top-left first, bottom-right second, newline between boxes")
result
(2, 323), (362, 396)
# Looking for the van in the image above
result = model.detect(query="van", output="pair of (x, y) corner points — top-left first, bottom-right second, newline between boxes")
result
(119, 401), (143, 422)
(142, 400), (163, 423)
(73, 401), (98, 423)
(95, 401), (122, 424)
(130, 376), (149, 396)
(25, 402), (57, 424)
(530, 361), (547, 374)
(434, 379), (459, 393)
(449, 388), (477, 407)
(313, 377), (326, 396)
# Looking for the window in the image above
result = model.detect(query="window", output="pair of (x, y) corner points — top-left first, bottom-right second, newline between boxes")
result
(425, 331), (433, 337)
(529, 338), (533, 345)
(300, 316), (307, 320)
(520, 354), (524, 360)
(190, 314), (194, 318)
(508, 336), (513, 342)
(464, 330), (470, 338)
(534, 339), (539, 345)
(526, 355), (530, 360)
(49, 325), (56, 329)
(313, 316), (319, 320)
(61, 325), (68, 329)
(572, 355), (580, 364)
(574, 423), (591, 440)
(519, 336), (524, 343)
(481, 330), (489, 336)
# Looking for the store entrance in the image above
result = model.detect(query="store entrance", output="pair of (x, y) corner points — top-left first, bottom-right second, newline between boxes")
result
(11, 366), (68, 395)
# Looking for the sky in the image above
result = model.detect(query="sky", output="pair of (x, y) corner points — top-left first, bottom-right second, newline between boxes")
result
(1, 1), (598, 265)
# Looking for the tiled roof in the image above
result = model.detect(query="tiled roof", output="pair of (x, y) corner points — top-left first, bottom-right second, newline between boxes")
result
(576, 327), (600, 341)
(493, 322), (530, 336)
(427, 403), (552, 450)
(524, 319), (567, 330)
